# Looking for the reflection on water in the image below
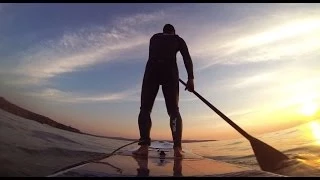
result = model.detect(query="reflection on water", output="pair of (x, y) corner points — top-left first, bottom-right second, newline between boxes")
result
(274, 156), (320, 176)
(132, 156), (182, 177)
(183, 119), (320, 176)
(1, 108), (320, 177)
(310, 121), (320, 145)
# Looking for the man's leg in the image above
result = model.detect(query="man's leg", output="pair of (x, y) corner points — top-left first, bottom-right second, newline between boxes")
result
(162, 78), (183, 157)
(133, 74), (159, 156)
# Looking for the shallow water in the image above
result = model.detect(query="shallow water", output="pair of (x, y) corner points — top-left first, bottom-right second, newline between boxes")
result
(184, 119), (320, 176)
(1, 109), (320, 176)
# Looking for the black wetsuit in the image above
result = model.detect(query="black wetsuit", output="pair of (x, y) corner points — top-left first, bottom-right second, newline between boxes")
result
(138, 33), (194, 148)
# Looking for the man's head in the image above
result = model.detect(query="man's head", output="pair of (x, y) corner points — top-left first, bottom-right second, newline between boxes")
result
(163, 24), (175, 35)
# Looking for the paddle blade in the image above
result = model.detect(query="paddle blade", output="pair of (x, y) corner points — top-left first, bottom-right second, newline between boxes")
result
(249, 136), (289, 172)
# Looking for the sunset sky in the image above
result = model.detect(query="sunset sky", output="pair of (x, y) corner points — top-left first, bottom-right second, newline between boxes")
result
(1, 3), (320, 140)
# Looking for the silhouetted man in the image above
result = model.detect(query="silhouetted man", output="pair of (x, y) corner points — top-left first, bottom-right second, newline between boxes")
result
(133, 24), (194, 157)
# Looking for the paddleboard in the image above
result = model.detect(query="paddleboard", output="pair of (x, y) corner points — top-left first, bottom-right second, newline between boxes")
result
(48, 141), (286, 177)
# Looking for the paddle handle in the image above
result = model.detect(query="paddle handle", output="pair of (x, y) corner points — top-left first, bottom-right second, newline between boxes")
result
(179, 79), (252, 139)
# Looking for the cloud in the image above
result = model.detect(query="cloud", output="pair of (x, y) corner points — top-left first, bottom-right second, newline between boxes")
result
(13, 33), (145, 85)
(23, 85), (200, 103)
(229, 65), (320, 90)
(3, 4), (320, 106)
(192, 16), (320, 70)
(25, 87), (141, 103)
(188, 62), (320, 122)
(5, 5), (320, 87)
(4, 10), (168, 86)
(231, 72), (278, 89)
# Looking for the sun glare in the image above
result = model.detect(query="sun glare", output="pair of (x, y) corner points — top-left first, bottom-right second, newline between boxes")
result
(310, 121), (320, 145)
(300, 101), (318, 116)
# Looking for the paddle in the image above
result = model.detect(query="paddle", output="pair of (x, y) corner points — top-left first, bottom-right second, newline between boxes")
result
(179, 78), (289, 173)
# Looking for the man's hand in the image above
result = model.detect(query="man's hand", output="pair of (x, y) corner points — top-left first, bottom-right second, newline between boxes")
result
(185, 79), (194, 92)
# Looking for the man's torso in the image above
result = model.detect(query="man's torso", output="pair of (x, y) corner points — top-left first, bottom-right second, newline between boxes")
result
(145, 33), (182, 83)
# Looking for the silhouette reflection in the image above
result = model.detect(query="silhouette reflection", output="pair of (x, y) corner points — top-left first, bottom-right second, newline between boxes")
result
(173, 157), (183, 177)
(132, 155), (183, 177)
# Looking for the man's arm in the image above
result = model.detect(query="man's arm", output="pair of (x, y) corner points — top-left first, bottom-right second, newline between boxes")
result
(179, 37), (194, 80)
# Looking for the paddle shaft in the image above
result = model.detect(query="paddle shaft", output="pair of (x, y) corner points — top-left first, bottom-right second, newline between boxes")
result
(179, 79), (252, 140)
(180, 79), (290, 172)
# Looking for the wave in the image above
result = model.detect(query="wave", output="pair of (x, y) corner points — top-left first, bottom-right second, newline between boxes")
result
(31, 130), (82, 145)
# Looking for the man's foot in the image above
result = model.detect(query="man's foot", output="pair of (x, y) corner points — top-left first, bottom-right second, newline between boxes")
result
(174, 147), (184, 158)
(132, 145), (149, 157)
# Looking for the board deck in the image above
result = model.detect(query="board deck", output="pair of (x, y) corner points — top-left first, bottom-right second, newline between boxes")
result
(48, 141), (286, 177)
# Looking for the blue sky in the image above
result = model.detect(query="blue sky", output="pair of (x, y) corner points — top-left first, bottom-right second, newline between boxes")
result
(1, 3), (320, 140)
